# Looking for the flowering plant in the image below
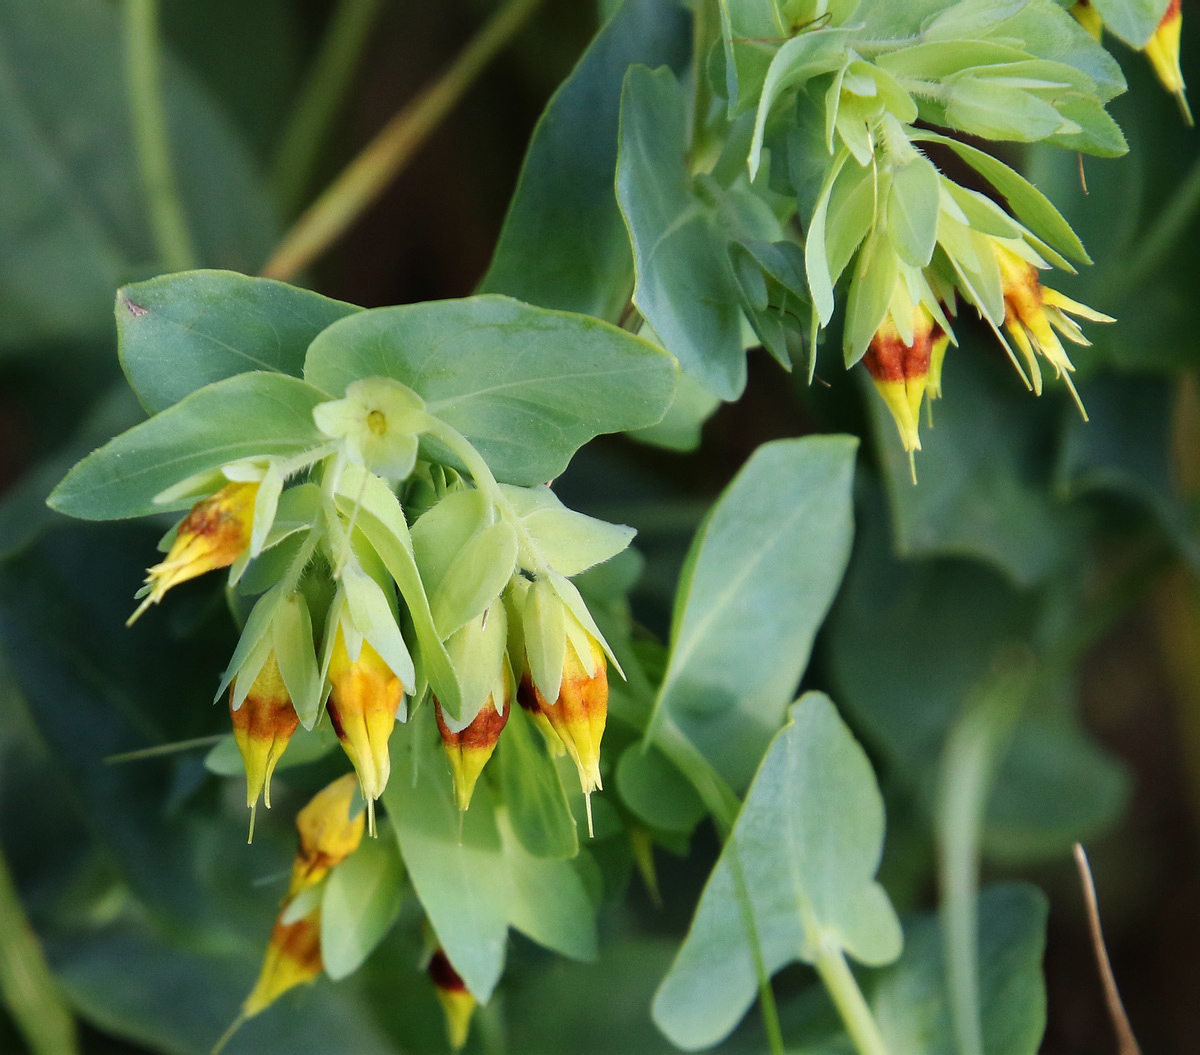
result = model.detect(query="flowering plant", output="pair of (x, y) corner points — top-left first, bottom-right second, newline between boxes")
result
(1, 0), (1197, 1053)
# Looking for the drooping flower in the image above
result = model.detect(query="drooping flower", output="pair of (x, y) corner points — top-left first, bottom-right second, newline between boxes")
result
(327, 626), (404, 823)
(428, 949), (476, 1052)
(241, 908), (323, 1019)
(128, 480), (259, 624)
(862, 305), (937, 455)
(992, 239), (1114, 416)
(288, 773), (366, 897)
(1144, 0), (1192, 124)
(434, 669), (510, 812)
(230, 650), (300, 833)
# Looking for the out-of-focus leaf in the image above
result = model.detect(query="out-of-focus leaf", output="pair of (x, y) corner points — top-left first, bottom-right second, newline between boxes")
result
(0, 0), (277, 353)
(649, 436), (857, 791)
(653, 694), (901, 1050)
(117, 271), (359, 414)
(44, 915), (399, 1055)
(1057, 372), (1200, 569)
(480, 0), (690, 322)
(304, 296), (678, 487)
(865, 339), (1084, 589)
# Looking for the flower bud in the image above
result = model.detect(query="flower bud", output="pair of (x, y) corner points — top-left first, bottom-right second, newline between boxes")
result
(242, 909), (323, 1018)
(434, 668), (511, 812)
(230, 651), (300, 824)
(863, 306), (934, 455)
(288, 773), (366, 898)
(129, 480), (259, 624)
(327, 627), (404, 813)
(1144, 0), (1191, 125)
(428, 949), (476, 1051)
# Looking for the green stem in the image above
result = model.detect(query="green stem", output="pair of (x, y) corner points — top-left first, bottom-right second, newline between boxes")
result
(1114, 150), (1200, 298)
(936, 658), (1033, 1055)
(0, 844), (79, 1055)
(261, 0), (543, 281)
(123, 0), (197, 272)
(272, 0), (383, 215)
(812, 941), (889, 1055)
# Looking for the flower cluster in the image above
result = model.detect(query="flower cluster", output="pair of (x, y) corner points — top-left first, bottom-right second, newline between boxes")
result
(132, 375), (628, 839)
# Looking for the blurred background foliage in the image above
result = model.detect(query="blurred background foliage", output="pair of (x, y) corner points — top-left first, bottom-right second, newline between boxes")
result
(2, 0), (1200, 1052)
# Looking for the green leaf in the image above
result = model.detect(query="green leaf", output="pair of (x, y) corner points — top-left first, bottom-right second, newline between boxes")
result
(887, 155), (941, 268)
(347, 473), (465, 719)
(913, 131), (1091, 266)
(1091, 0), (1172, 48)
(842, 231), (899, 367)
(304, 295), (677, 485)
(498, 706), (579, 859)
(616, 740), (707, 833)
(479, 0), (690, 321)
(428, 520), (518, 639)
(117, 271), (359, 414)
(866, 883), (1048, 1055)
(500, 483), (635, 578)
(648, 436), (857, 791)
(864, 343), (1083, 587)
(616, 65), (746, 400)
(384, 722), (596, 1001)
(1057, 374), (1200, 569)
(320, 834), (407, 980)
(652, 693), (902, 1050)
(0, 0), (277, 353)
(47, 372), (327, 521)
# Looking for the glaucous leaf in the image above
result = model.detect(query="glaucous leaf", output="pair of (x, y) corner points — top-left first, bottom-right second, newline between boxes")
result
(648, 436), (857, 791)
(498, 706), (579, 859)
(479, 0), (690, 321)
(304, 296), (677, 485)
(652, 693), (902, 1050)
(47, 373), (328, 522)
(616, 65), (746, 400)
(117, 271), (359, 414)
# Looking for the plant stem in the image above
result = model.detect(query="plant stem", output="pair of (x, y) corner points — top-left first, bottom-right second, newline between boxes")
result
(812, 941), (889, 1055)
(261, 0), (543, 282)
(935, 657), (1033, 1055)
(123, 0), (197, 272)
(0, 844), (79, 1055)
(272, 0), (383, 215)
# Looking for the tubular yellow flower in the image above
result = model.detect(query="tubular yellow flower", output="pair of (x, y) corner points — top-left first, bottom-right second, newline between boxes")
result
(518, 632), (608, 804)
(288, 773), (366, 898)
(992, 240), (1113, 416)
(242, 909), (323, 1018)
(862, 306), (936, 455)
(434, 672), (510, 812)
(129, 480), (259, 624)
(327, 628), (404, 813)
(230, 651), (300, 826)
(1144, 0), (1192, 124)
(428, 949), (476, 1052)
